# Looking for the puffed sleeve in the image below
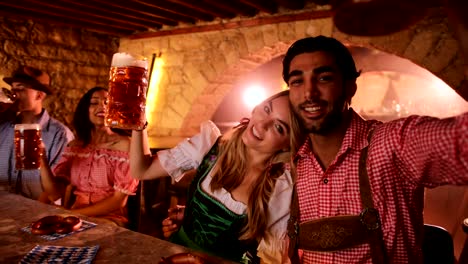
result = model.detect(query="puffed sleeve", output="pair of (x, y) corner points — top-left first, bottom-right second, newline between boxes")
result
(257, 169), (293, 263)
(158, 121), (221, 182)
(52, 146), (74, 181)
(112, 155), (139, 195)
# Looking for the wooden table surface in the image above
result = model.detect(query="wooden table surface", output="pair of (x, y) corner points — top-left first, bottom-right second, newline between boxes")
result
(0, 191), (236, 264)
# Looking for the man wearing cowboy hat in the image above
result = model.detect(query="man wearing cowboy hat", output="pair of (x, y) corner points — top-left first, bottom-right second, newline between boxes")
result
(0, 66), (74, 200)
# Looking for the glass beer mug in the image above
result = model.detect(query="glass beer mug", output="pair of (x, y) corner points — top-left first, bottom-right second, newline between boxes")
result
(105, 52), (148, 130)
(14, 124), (42, 170)
(0, 87), (17, 112)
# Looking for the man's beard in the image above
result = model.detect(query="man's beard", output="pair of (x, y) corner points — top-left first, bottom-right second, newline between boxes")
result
(296, 97), (347, 135)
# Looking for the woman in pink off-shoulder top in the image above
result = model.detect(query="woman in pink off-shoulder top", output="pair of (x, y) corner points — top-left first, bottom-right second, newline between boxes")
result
(39, 86), (139, 226)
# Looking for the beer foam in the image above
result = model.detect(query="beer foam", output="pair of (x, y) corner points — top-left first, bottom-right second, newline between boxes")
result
(14, 124), (40, 131)
(111, 52), (148, 69)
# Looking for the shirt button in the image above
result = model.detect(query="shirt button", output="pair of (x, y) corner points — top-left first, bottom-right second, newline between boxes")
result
(323, 178), (329, 184)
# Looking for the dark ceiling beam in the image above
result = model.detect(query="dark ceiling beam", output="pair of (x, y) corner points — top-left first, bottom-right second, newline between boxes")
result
(236, 0), (278, 14)
(0, 7), (130, 36)
(0, 1), (145, 32)
(202, 0), (258, 17)
(130, 9), (333, 39)
(20, 0), (154, 30)
(135, 0), (215, 22)
(94, 0), (195, 24)
(163, 0), (237, 18)
(73, 0), (174, 26)
(274, 0), (306, 10)
(56, 0), (163, 29)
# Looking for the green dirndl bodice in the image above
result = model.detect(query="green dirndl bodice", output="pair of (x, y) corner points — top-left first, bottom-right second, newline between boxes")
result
(169, 140), (257, 262)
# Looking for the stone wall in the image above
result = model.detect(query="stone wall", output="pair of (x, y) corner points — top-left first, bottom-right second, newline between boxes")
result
(119, 7), (467, 140)
(0, 17), (119, 130)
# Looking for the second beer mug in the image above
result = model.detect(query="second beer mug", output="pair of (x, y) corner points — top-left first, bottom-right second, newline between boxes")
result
(106, 52), (148, 130)
(14, 124), (42, 170)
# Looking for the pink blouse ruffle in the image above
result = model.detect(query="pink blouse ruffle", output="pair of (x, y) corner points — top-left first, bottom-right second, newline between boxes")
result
(52, 146), (139, 209)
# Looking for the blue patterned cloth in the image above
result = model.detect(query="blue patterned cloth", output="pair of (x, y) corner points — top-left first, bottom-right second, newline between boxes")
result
(0, 109), (74, 199)
(21, 220), (97, 241)
(20, 245), (99, 264)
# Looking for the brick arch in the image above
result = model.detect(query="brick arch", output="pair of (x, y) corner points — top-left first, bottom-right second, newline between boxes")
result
(180, 12), (465, 135)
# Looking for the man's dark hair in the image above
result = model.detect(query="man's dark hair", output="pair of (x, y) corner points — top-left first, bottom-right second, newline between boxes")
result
(282, 35), (361, 83)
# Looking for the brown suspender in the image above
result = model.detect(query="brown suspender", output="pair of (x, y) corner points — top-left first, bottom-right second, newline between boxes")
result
(357, 141), (387, 264)
(287, 186), (301, 264)
(287, 132), (387, 264)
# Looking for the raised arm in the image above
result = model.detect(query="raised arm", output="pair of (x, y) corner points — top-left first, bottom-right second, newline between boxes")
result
(130, 129), (169, 180)
(131, 121), (222, 181)
(39, 144), (68, 202)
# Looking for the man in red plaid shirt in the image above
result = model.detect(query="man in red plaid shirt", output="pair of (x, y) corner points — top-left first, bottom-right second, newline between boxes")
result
(283, 4), (468, 263)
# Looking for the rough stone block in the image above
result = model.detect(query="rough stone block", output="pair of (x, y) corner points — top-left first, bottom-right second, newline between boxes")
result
(165, 67), (185, 84)
(163, 52), (184, 67)
(261, 24), (279, 47)
(219, 40), (240, 66)
(422, 36), (458, 73)
(199, 63), (217, 82)
(161, 107), (184, 129)
(294, 20), (307, 39)
(221, 30), (249, 58)
(183, 64), (209, 92)
(369, 30), (413, 55)
(208, 52), (227, 77)
(239, 27), (265, 54)
(169, 35), (204, 51)
(278, 22), (296, 42)
(403, 30), (437, 62)
(3, 40), (26, 56)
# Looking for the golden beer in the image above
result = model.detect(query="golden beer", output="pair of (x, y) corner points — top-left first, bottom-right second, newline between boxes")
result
(14, 124), (42, 170)
(106, 53), (148, 130)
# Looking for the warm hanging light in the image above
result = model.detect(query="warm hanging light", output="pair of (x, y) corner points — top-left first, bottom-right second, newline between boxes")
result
(146, 52), (164, 126)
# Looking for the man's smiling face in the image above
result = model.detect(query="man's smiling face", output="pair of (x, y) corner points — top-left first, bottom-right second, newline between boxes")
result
(287, 51), (350, 134)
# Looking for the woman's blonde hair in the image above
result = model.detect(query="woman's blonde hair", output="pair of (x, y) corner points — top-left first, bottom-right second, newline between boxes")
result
(288, 98), (307, 183)
(210, 90), (292, 242)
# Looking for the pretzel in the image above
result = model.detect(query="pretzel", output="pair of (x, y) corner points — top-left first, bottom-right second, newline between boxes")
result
(159, 253), (207, 264)
(55, 216), (82, 234)
(31, 215), (82, 235)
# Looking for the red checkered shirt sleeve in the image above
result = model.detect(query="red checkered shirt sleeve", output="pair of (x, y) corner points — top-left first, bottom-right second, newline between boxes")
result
(380, 112), (468, 187)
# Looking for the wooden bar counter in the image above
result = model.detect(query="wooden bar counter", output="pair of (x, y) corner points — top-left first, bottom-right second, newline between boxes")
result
(0, 191), (236, 264)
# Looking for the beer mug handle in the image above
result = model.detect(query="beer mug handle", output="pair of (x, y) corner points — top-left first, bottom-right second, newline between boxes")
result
(19, 135), (25, 157)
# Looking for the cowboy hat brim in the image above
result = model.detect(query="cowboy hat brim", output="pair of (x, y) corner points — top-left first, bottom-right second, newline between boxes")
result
(3, 76), (52, 95)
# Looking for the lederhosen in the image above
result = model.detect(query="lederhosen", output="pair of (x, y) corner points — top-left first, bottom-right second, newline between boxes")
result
(287, 132), (387, 264)
(170, 139), (257, 262)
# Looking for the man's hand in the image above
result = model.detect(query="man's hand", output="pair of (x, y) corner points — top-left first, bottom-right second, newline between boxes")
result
(162, 205), (185, 239)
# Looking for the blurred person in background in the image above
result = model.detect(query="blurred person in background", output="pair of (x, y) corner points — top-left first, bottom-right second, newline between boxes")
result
(39, 86), (138, 226)
(0, 66), (73, 199)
